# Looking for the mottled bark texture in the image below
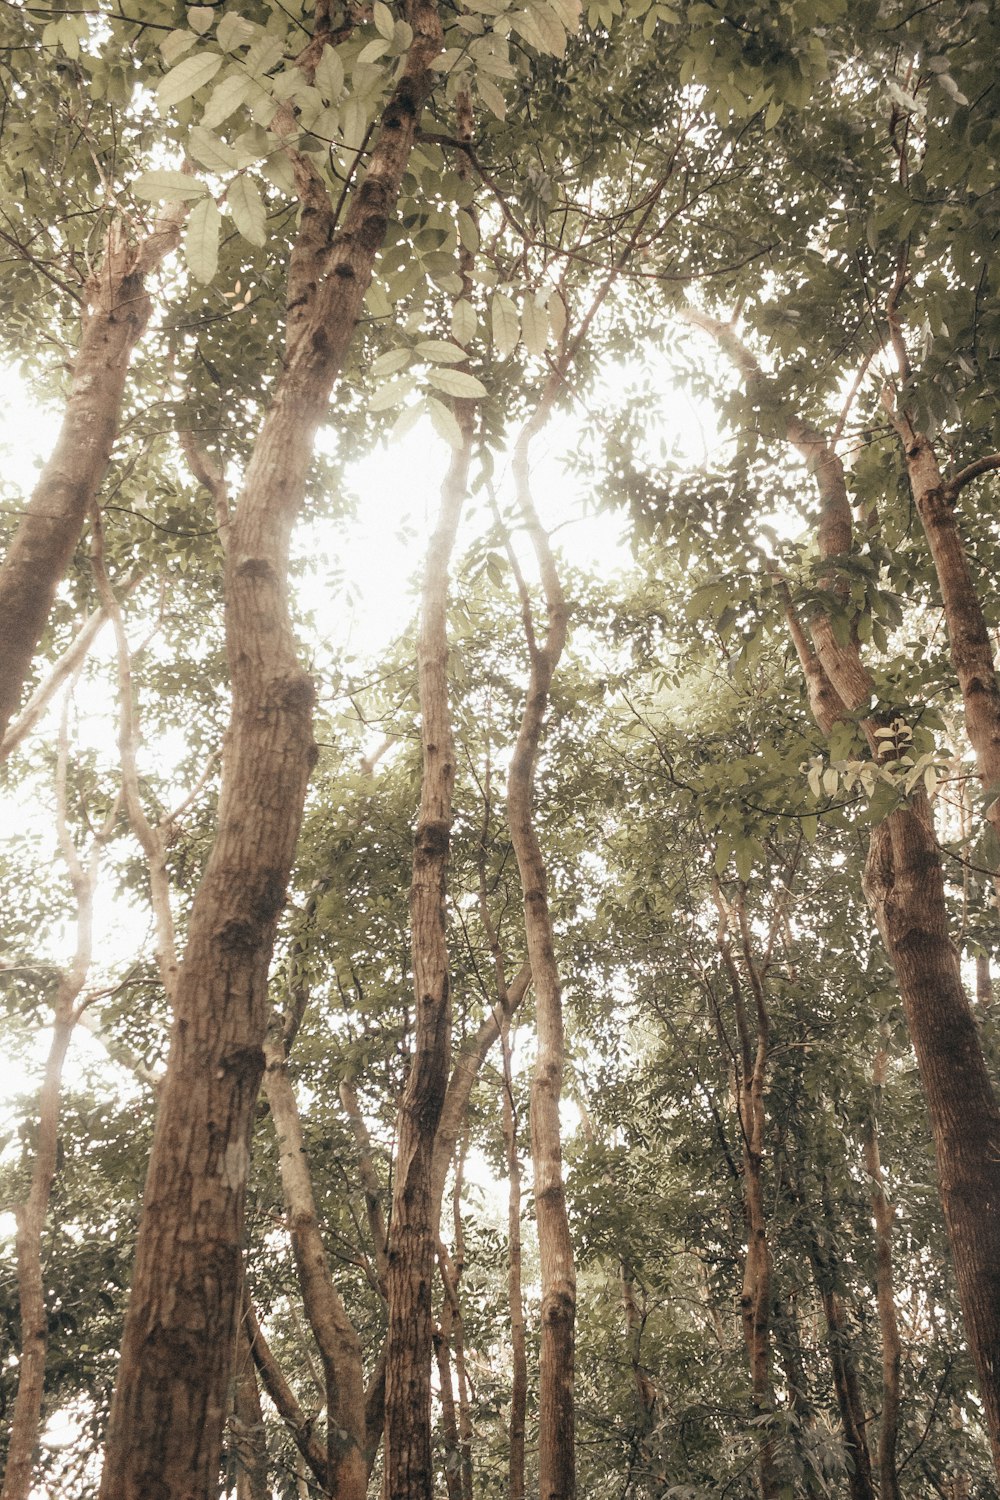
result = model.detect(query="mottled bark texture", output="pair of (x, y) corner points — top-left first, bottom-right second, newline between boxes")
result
(384, 401), (471, 1499)
(97, 8), (442, 1496)
(507, 406), (576, 1500)
(264, 1023), (368, 1500)
(688, 308), (1000, 1480)
(0, 215), (182, 750)
(863, 1058), (902, 1500)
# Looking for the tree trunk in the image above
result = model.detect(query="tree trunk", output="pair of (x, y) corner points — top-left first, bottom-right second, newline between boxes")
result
(506, 406), (576, 1500)
(502, 1014), (528, 1500)
(263, 1022), (367, 1499)
(0, 215), (182, 749)
(805, 1227), (875, 1500)
(865, 801), (1000, 1476)
(97, 11), (442, 1495)
(1, 1006), (74, 1500)
(384, 394), (471, 1499)
(231, 1326), (269, 1500)
(862, 1057), (902, 1500)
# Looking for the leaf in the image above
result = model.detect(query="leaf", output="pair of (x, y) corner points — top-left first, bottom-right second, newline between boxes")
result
(491, 291), (519, 357)
(161, 29), (197, 66)
(426, 396), (465, 449)
(157, 51), (223, 113)
(369, 374), (416, 411)
(202, 71), (252, 128)
(521, 294), (549, 355)
(822, 767), (839, 797)
(218, 13), (257, 50)
(372, 348), (413, 378)
(227, 175), (267, 246)
(187, 7), (215, 35)
(547, 288), (567, 344)
(373, 1), (395, 38)
(451, 299), (477, 345)
(427, 368), (488, 398)
(456, 209), (479, 254)
(188, 125), (239, 172)
(184, 195), (221, 283)
(132, 169), (208, 202)
(477, 73), (507, 119)
(315, 43), (345, 101)
(415, 339), (466, 364)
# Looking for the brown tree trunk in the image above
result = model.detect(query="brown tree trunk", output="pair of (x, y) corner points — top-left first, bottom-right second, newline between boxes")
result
(862, 1055), (902, 1500)
(0, 214), (182, 749)
(384, 394), (472, 1498)
(231, 1326), (269, 1500)
(1, 1007), (75, 1500)
(506, 403), (576, 1500)
(263, 1021), (367, 1499)
(97, 10), (442, 1496)
(864, 802), (1000, 1476)
(687, 310), (1000, 1481)
(805, 1226), (875, 1500)
(713, 883), (779, 1500)
(502, 1014), (528, 1500)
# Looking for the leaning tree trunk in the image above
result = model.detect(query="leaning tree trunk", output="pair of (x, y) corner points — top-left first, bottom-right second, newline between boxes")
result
(687, 308), (1000, 1480)
(506, 402), (576, 1500)
(0, 212), (182, 750)
(96, 10), (442, 1496)
(383, 392), (472, 1499)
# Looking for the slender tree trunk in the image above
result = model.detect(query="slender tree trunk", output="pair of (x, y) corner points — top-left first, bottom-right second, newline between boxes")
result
(243, 1296), (328, 1491)
(97, 11), (442, 1495)
(1, 1006), (75, 1500)
(263, 1022), (368, 1499)
(862, 1056), (902, 1500)
(384, 389), (472, 1499)
(864, 802), (1000, 1476)
(506, 406), (576, 1500)
(434, 1305), (463, 1500)
(713, 883), (779, 1500)
(0, 214), (182, 748)
(805, 1228), (875, 1500)
(231, 1326), (269, 1500)
(502, 1014), (528, 1500)
(686, 312), (1000, 1480)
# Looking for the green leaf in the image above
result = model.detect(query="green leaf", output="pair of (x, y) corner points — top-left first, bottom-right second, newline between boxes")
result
(427, 368), (488, 398)
(521, 294), (549, 355)
(202, 71), (252, 128)
(227, 175), (267, 246)
(161, 29), (197, 67)
(187, 7), (215, 35)
(415, 339), (466, 364)
(369, 374), (416, 411)
(157, 51), (223, 113)
(372, 348), (413, 378)
(315, 43), (345, 101)
(426, 396), (465, 449)
(373, 1), (395, 39)
(133, 169), (208, 202)
(184, 195), (221, 282)
(491, 291), (519, 357)
(451, 299), (477, 345)
(218, 13), (257, 50)
(188, 125), (239, 173)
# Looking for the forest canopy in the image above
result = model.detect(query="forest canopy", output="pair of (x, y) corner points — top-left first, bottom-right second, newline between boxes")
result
(2, 0), (1000, 1497)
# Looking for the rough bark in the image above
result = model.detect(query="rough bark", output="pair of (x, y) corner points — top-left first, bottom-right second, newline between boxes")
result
(864, 802), (1000, 1475)
(690, 309), (1000, 1479)
(97, 9), (442, 1495)
(0, 212), (182, 746)
(863, 1055), (902, 1500)
(805, 1227), (875, 1500)
(713, 883), (779, 1500)
(502, 1014), (528, 1500)
(231, 1326), (269, 1500)
(384, 389), (472, 1499)
(263, 1022), (368, 1500)
(1, 1008), (76, 1500)
(506, 402), (576, 1500)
